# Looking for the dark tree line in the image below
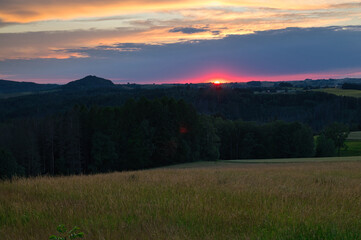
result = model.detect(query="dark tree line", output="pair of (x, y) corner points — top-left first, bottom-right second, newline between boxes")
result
(315, 122), (349, 157)
(214, 119), (315, 159)
(342, 83), (361, 90)
(0, 98), (219, 177)
(1, 86), (361, 132)
(193, 88), (361, 131)
(0, 97), (349, 179)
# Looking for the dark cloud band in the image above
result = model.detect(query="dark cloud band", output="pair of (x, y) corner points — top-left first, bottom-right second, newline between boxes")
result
(169, 27), (209, 34)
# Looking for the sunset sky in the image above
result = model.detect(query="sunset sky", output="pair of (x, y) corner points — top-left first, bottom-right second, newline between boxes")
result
(0, 0), (360, 83)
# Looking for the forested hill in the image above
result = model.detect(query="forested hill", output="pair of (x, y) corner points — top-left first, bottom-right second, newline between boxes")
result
(0, 85), (361, 131)
(0, 79), (58, 94)
(62, 75), (115, 90)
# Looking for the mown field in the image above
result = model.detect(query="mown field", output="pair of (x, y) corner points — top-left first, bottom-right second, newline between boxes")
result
(165, 156), (361, 167)
(312, 88), (361, 98)
(347, 131), (361, 140)
(2, 159), (361, 239)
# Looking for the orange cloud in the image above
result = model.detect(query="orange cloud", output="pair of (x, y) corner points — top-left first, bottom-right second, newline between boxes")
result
(0, 0), (205, 23)
(0, 13), (352, 60)
(0, 0), (358, 23)
(0, 0), (359, 60)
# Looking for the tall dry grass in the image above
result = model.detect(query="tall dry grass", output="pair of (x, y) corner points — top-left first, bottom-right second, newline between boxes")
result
(1, 162), (361, 239)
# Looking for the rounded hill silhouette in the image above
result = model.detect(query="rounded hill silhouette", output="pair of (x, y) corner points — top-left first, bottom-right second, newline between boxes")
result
(63, 75), (114, 90)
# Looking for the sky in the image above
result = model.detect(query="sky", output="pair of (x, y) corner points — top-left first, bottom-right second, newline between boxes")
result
(0, 0), (360, 84)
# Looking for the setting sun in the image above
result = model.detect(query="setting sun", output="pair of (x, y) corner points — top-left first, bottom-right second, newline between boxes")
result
(212, 78), (227, 85)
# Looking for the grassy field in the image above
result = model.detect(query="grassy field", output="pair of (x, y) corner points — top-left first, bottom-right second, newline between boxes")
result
(311, 88), (361, 98)
(341, 140), (361, 157)
(338, 132), (361, 156)
(2, 160), (361, 239)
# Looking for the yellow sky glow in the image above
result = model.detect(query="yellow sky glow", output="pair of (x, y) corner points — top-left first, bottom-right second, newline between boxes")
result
(0, 0), (358, 23)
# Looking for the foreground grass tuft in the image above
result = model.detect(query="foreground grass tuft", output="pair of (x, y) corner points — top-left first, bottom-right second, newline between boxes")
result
(1, 161), (361, 239)
(49, 224), (84, 240)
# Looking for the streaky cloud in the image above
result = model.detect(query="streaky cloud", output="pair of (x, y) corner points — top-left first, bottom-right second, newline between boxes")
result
(169, 27), (209, 34)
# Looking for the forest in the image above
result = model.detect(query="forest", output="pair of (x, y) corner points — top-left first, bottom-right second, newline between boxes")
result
(0, 94), (347, 178)
(1, 77), (358, 178)
(1, 85), (361, 131)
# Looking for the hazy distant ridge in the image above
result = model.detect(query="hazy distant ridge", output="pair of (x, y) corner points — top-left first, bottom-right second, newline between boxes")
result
(0, 79), (58, 94)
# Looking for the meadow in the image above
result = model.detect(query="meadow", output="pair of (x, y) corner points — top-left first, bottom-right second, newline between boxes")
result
(2, 159), (361, 239)
(312, 88), (361, 98)
(341, 140), (361, 157)
(340, 131), (361, 157)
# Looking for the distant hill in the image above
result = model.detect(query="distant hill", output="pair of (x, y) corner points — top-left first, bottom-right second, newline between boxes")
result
(63, 75), (115, 90)
(0, 79), (59, 94)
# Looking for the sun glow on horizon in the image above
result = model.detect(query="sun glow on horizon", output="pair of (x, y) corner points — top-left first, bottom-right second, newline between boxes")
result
(211, 78), (228, 85)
